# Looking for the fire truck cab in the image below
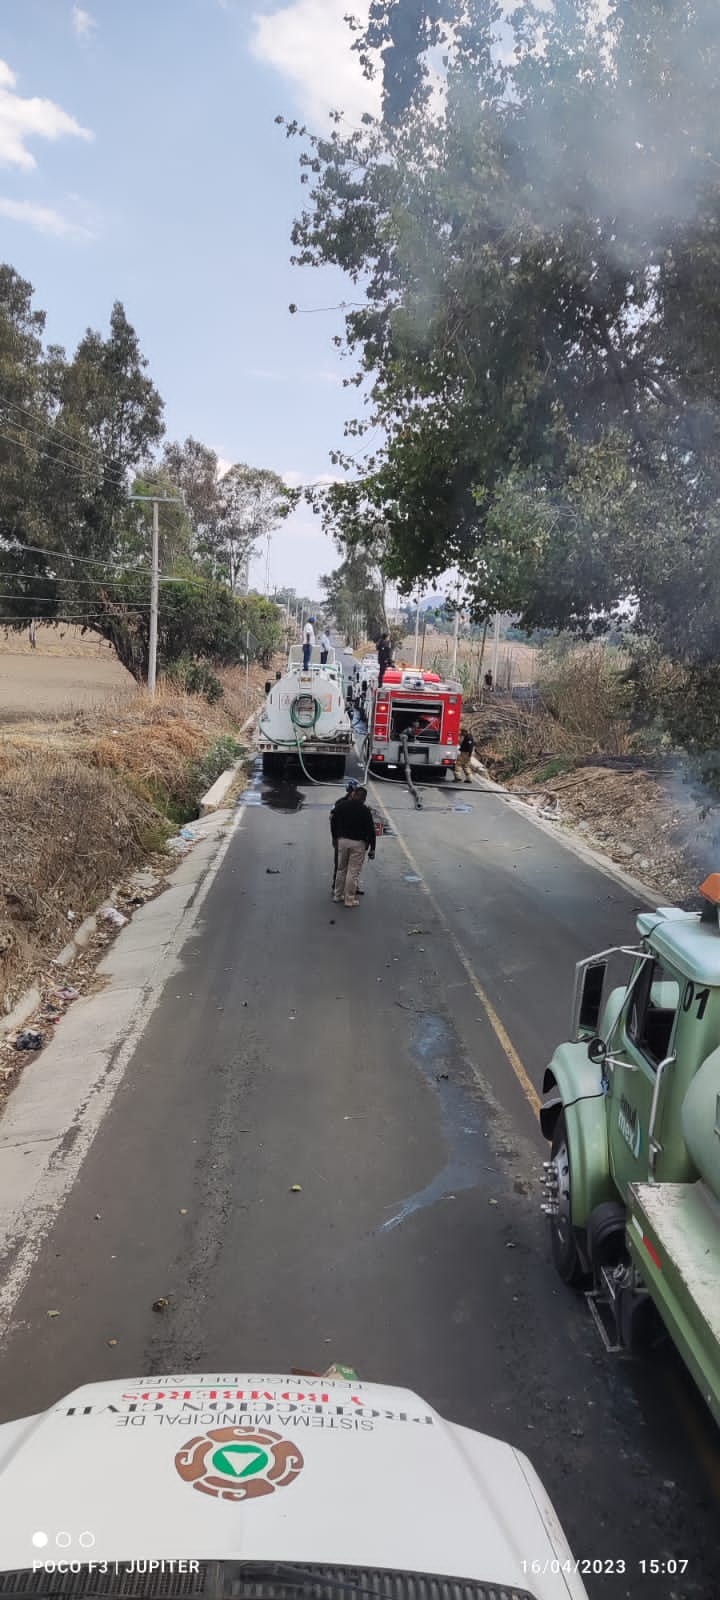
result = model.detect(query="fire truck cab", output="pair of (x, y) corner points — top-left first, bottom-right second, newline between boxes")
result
(364, 667), (463, 778)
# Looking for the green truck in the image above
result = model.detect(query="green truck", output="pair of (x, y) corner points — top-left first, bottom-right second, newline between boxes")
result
(540, 875), (720, 1425)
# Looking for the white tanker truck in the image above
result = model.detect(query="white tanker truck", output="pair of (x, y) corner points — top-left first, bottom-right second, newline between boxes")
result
(258, 644), (354, 780)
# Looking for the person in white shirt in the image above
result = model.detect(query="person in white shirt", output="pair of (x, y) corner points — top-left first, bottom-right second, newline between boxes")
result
(319, 628), (331, 664)
(303, 617), (316, 670)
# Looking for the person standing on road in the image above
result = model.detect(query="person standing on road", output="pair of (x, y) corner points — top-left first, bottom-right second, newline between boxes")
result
(377, 632), (394, 685)
(319, 627), (331, 664)
(331, 785), (376, 908)
(454, 727), (475, 783)
(330, 778), (364, 897)
(303, 617), (316, 670)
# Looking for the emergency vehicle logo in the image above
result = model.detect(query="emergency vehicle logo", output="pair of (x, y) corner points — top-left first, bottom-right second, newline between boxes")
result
(175, 1427), (304, 1502)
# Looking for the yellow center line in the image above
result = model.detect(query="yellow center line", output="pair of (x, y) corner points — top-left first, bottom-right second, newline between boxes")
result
(372, 786), (541, 1117)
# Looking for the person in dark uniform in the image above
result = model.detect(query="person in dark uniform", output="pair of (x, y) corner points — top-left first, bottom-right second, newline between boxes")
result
(330, 784), (376, 907)
(377, 633), (394, 685)
(454, 727), (475, 782)
(331, 779), (367, 896)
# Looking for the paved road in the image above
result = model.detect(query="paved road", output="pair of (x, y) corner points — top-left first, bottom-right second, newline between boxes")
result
(0, 762), (717, 1599)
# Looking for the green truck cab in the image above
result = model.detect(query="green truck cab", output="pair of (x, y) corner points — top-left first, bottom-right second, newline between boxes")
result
(540, 876), (720, 1426)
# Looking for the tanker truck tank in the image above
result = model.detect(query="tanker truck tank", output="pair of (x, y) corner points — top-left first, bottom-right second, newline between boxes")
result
(682, 1047), (720, 1200)
(257, 643), (353, 780)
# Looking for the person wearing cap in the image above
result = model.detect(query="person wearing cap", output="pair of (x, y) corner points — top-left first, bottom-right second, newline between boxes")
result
(454, 726), (475, 783)
(377, 631), (394, 685)
(303, 616), (316, 670)
(330, 778), (365, 897)
(331, 784), (376, 908)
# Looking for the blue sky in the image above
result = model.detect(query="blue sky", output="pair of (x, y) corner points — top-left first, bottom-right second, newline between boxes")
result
(0, 0), (382, 595)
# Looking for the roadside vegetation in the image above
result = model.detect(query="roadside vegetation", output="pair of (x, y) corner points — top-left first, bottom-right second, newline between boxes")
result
(0, 665), (268, 1014)
(0, 270), (291, 681)
(281, 0), (720, 779)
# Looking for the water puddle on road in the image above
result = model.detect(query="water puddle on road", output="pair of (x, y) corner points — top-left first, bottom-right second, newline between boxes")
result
(240, 760), (306, 813)
(380, 1011), (494, 1232)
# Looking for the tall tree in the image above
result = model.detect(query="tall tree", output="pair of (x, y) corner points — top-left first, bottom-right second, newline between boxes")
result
(50, 300), (164, 561)
(0, 267), (53, 627)
(160, 436), (221, 558)
(284, 0), (720, 645)
(321, 550), (387, 644)
(212, 464), (297, 592)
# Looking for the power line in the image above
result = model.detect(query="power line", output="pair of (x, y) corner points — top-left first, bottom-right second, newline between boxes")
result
(0, 539), (246, 596)
(0, 612), (151, 624)
(0, 595), (190, 611)
(0, 391), (127, 469)
(0, 538), (142, 572)
(0, 392), (141, 486)
(0, 425), (125, 490)
(0, 414), (128, 487)
(0, 413), (177, 497)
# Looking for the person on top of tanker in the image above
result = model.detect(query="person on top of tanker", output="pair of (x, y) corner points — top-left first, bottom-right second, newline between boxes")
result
(377, 632), (395, 685)
(303, 617), (316, 670)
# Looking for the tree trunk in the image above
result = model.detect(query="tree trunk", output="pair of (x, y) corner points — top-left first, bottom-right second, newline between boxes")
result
(89, 615), (148, 683)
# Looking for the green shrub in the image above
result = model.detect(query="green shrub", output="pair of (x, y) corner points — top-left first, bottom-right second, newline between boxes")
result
(168, 655), (224, 703)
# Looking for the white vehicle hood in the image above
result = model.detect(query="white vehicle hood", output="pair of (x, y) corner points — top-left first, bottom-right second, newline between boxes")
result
(0, 1373), (587, 1599)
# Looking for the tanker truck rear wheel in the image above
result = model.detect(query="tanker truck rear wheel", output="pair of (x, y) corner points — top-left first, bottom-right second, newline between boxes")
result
(549, 1113), (588, 1288)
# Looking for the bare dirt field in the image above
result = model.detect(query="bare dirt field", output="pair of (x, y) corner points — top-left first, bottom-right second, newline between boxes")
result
(0, 627), (135, 724)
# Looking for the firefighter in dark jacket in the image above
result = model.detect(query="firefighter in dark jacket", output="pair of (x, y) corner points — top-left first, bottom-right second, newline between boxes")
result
(377, 632), (394, 685)
(454, 727), (475, 783)
(330, 784), (376, 907)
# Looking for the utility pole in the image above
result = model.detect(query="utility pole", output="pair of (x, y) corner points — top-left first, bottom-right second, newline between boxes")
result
(129, 492), (183, 696)
(491, 611), (501, 689)
(451, 583), (461, 678)
(264, 533), (272, 597)
(413, 593), (421, 666)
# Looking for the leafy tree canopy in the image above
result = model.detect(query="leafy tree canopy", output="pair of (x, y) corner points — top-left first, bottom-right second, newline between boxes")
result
(283, 0), (720, 662)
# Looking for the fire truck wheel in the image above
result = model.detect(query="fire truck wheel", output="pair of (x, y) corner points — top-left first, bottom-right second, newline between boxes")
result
(549, 1113), (589, 1288)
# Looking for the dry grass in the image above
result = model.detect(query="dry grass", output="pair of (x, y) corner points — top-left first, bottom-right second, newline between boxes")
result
(0, 747), (162, 1008)
(0, 662), (278, 1013)
(471, 644), (632, 779)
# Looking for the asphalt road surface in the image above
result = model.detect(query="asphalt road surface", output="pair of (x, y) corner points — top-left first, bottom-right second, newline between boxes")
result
(0, 758), (718, 1600)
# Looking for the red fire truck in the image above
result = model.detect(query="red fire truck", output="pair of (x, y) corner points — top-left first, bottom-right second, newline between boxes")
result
(363, 667), (463, 777)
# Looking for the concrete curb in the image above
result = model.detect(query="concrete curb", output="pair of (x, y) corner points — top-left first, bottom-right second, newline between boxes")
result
(0, 986), (41, 1041)
(0, 799), (245, 1328)
(199, 765), (240, 815)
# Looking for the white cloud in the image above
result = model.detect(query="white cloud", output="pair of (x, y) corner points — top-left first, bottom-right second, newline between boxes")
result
(282, 469), (340, 489)
(0, 59), (92, 169)
(243, 366), (343, 386)
(250, 0), (379, 127)
(72, 6), (97, 38)
(0, 196), (93, 238)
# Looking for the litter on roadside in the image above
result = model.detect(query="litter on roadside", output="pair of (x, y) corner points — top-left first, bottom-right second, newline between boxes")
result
(14, 1030), (44, 1052)
(101, 906), (128, 928)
